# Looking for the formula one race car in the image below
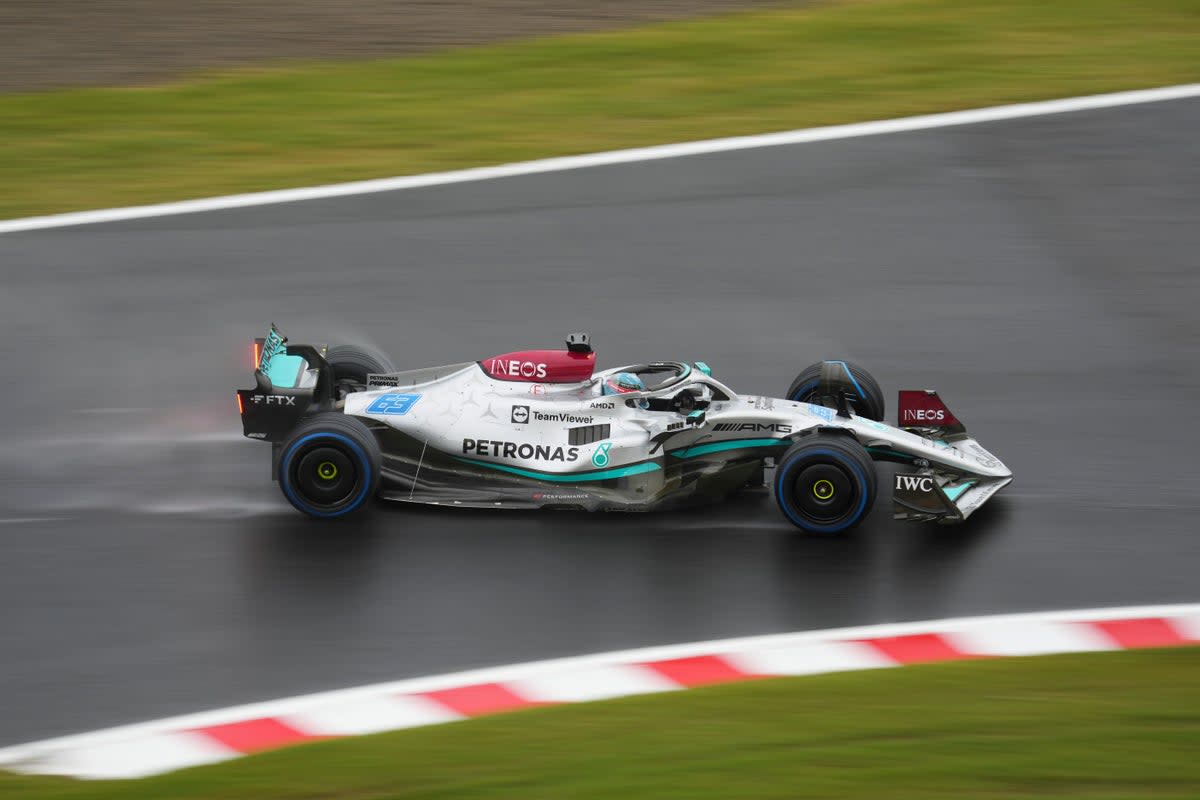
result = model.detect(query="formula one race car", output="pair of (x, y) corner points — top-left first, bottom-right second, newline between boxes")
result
(237, 326), (1012, 532)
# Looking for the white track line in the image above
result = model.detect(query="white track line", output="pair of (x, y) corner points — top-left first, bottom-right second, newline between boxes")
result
(1, 83), (1197, 235)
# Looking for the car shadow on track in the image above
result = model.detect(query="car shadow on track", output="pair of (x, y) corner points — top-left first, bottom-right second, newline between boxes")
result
(884, 498), (1012, 618)
(901, 498), (1009, 564)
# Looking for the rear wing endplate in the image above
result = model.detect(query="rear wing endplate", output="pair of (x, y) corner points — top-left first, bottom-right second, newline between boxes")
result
(237, 324), (333, 442)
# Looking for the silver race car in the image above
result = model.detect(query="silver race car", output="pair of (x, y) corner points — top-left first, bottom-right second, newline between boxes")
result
(237, 326), (1011, 532)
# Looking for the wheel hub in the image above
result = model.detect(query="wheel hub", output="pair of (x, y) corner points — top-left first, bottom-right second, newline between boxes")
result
(792, 463), (855, 522)
(294, 446), (357, 506)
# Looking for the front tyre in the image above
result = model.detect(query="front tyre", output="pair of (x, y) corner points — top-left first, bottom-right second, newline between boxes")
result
(785, 360), (885, 422)
(774, 435), (876, 533)
(277, 414), (382, 518)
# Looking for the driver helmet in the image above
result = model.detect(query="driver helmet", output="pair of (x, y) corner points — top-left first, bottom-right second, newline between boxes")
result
(602, 371), (646, 397)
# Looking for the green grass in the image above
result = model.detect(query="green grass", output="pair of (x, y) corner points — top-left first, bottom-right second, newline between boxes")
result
(1, 0), (1198, 220)
(4, 648), (1199, 799)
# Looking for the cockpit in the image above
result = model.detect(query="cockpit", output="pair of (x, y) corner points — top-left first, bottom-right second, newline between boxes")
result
(596, 361), (733, 413)
(477, 333), (736, 411)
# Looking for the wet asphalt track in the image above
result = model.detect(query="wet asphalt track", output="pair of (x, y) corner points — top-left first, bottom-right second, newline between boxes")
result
(1, 98), (1198, 745)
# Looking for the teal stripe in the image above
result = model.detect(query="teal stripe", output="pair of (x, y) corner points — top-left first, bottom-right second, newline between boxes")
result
(942, 481), (975, 502)
(671, 438), (785, 458)
(455, 456), (660, 483)
(866, 446), (916, 462)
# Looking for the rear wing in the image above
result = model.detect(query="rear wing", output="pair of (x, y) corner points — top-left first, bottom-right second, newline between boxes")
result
(236, 324), (333, 441)
(256, 325), (311, 390)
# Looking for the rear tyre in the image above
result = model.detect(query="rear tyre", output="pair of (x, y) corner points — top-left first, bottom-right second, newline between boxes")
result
(785, 360), (885, 421)
(277, 414), (381, 518)
(774, 434), (876, 533)
(326, 343), (397, 399)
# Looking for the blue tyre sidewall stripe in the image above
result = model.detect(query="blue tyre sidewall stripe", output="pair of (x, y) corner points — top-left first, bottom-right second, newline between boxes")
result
(831, 360), (867, 401)
(280, 431), (374, 518)
(788, 379), (818, 402)
(791, 368), (866, 403)
(775, 447), (871, 533)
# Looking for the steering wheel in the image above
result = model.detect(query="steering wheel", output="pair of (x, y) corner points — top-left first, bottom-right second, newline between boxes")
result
(670, 391), (696, 414)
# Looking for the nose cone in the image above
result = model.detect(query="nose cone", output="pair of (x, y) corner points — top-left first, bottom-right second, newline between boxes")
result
(958, 439), (1011, 479)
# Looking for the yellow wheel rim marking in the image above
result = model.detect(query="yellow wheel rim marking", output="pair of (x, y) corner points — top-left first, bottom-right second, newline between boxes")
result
(813, 479), (835, 500)
(317, 461), (338, 481)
